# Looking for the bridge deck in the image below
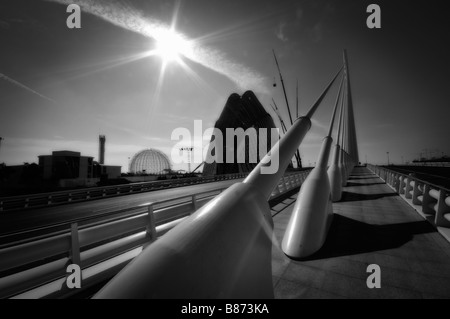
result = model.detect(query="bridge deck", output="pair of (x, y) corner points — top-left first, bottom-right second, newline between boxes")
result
(271, 167), (450, 298)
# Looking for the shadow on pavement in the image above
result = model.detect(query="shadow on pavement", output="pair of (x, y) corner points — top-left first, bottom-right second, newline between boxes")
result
(299, 214), (436, 261)
(346, 182), (385, 187)
(348, 175), (376, 180)
(339, 191), (397, 202)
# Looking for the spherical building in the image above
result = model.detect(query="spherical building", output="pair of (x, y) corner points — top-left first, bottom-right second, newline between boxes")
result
(129, 149), (172, 175)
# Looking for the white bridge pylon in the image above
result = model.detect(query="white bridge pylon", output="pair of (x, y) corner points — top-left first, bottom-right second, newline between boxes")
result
(94, 51), (359, 298)
(282, 50), (360, 259)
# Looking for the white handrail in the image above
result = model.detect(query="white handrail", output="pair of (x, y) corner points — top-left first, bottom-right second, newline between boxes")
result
(367, 165), (450, 230)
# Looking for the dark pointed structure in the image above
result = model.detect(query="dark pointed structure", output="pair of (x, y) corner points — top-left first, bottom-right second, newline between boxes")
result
(203, 91), (278, 175)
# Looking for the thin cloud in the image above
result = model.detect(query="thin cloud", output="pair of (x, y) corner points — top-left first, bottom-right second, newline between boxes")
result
(311, 118), (329, 132)
(310, 22), (323, 43)
(46, 0), (268, 93)
(0, 20), (9, 29)
(375, 123), (394, 128)
(275, 22), (288, 42)
(0, 73), (56, 103)
(94, 116), (168, 143)
(296, 7), (303, 21)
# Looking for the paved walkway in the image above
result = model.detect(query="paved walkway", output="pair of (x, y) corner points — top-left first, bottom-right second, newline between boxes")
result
(271, 167), (450, 298)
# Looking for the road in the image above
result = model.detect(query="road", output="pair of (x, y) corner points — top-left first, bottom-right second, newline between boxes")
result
(0, 178), (243, 237)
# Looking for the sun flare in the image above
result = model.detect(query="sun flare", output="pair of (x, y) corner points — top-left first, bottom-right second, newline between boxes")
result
(153, 28), (193, 64)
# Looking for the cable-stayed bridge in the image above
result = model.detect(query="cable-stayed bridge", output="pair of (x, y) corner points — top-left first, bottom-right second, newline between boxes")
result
(1, 51), (450, 299)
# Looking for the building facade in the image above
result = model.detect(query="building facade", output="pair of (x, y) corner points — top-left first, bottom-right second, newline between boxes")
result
(38, 150), (121, 187)
(39, 151), (94, 180)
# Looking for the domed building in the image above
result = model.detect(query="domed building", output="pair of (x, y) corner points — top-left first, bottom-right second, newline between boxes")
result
(129, 149), (172, 175)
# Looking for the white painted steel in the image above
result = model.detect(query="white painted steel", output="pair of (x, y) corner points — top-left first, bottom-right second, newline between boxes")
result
(282, 137), (334, 258)
(94, 182), (274, 299)
(94, 67), (343, 299)
(328, 145), (343, 202)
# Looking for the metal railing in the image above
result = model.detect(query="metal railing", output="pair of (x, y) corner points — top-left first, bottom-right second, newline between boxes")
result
(367, 164), (450, 240)
(407, 162), (450, 167)
(0, 170), (310, 299)
(0, 173), (247, 212)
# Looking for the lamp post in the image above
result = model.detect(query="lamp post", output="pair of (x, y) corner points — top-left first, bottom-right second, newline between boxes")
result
(387, 151), (390, 166)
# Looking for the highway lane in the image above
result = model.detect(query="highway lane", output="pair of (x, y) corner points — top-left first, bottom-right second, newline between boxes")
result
(0, 178), (243, 236)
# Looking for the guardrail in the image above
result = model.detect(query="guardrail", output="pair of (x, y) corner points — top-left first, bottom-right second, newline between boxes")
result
(0, 173), (247, 212)
(367, 164), (450, 242)
(0, 170), (310, 299)
(408, 162), (450, 167)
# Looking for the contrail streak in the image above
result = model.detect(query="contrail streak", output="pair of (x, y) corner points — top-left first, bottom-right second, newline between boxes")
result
(0, 73), (56, 103)
(46, 0), (268, 93)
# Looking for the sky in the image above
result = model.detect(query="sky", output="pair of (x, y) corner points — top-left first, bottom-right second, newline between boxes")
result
(0, 0), (449, 172)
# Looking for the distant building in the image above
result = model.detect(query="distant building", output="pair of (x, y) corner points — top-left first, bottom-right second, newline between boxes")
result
(0, 163), (42, 191)
(203, 91), (278, 175)
(129, 149), (172, 175)
(39, 150), (94, 180)
(95, 163), (121, 180)
(99, 135), (106, 165)
(38, 150), (121, 187)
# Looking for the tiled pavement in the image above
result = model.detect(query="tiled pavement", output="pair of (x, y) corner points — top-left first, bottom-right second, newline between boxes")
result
(272, 167), (450, 298)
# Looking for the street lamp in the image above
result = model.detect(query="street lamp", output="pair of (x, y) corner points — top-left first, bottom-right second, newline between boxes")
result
(387, 152), (390, 166)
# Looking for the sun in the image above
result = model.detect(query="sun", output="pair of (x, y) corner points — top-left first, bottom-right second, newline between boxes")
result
(154, 28), (193, 64)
